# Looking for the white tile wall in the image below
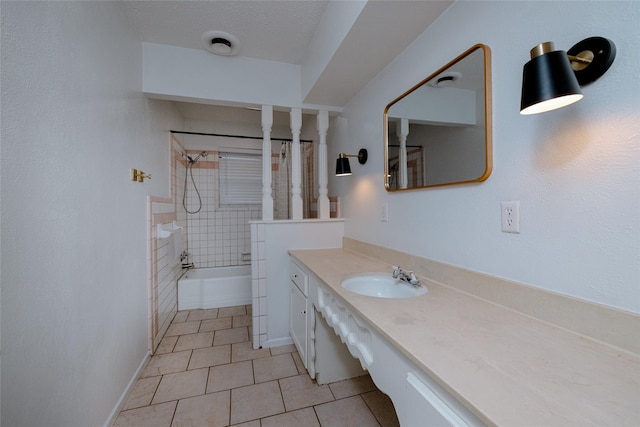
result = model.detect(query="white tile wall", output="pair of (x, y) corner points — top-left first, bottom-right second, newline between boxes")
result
(185, 163), (261, 268)
(250, 222), (268, 348)
(149, 196), (183, 353)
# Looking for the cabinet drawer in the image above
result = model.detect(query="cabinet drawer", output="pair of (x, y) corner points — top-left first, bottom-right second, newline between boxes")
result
(289, 260), (309, 296)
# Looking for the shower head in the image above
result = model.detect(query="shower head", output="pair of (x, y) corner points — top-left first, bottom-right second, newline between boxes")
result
(184, 151), (209, 164)
(192, 151), (208, 162)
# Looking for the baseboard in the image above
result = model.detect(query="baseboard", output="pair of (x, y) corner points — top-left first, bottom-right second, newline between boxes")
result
(179, 295), (252, 310)
(103, 350), (151, 427)
(261, 336), (293, 349)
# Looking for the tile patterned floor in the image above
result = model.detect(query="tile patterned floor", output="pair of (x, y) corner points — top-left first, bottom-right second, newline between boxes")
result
(114, 305), (400, 426)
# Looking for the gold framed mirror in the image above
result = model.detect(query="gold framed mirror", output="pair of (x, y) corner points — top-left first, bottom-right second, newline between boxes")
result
(384, 44), (492, 191)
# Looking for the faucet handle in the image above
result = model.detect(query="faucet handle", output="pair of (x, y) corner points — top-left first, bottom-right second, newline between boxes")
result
(408, 271), (420, 286)
(392, 265), (401, 278)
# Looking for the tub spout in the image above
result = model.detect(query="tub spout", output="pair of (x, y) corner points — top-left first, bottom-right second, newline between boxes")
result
(182, 262), (194, 270)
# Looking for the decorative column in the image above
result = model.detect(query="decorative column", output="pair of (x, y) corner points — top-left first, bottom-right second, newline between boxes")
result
(261, 105), (274, 220)
(290, 108), (303, 219)
(317, 110), (330, 219)
(397, 118), (409, 189)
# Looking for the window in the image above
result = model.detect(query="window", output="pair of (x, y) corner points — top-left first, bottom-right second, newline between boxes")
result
(219, 149), (262, 205)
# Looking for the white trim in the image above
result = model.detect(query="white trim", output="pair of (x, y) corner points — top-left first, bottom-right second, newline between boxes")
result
(261, 336), (294, 349)
(249, 218), (344, 225)
(103, 351), (151, 427)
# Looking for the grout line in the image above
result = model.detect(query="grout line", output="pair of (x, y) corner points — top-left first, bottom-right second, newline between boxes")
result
(225, 389), (231, 426)
(185, 349), (194, 371)
(276, 372), (287, 414)
(360, 391), (384, 426)
(327, 381), (337, 400)
(204, 359), (212, 395)
(312, 405), (323, 426)
(250, 358), (256, 385)
(148, 374), (163, 410)
(169, 399), (178, 426)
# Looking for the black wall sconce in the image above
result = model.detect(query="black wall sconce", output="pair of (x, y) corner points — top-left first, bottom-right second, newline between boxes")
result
(336, 149), (368, 176)
(520, 36), (615, 115)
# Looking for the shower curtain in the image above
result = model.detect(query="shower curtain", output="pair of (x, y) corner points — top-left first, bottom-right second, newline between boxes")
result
(274, 141), (314, 219)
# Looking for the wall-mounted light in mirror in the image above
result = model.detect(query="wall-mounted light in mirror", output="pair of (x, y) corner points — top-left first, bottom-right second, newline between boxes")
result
(384, 44), (492, 191)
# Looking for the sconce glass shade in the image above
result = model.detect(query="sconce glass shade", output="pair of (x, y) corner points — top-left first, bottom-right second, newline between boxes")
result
(520, 44), (583, 115)
(335, 157), (352, 176)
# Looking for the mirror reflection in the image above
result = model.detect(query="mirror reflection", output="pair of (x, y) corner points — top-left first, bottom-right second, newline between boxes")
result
(384, 44), (492, 191)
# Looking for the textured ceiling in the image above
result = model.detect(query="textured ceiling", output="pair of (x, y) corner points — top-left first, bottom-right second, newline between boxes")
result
(122, 0), (329, 64)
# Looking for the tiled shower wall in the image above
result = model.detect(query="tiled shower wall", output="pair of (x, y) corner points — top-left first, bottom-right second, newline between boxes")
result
(182, 150), (262, 268)
(148, 197), (181, 352)
(182, 146), (316, 267)
(147, 135), (187, 353)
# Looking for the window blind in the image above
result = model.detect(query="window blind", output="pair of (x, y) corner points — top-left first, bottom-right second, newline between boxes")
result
(219, 150), (262, 205)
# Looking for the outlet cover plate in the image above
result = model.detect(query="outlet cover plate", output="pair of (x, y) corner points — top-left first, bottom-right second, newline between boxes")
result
(501, 201), (520, 233)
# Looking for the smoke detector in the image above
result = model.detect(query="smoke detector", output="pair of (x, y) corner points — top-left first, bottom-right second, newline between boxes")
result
(201, 31), (241, 56)
(428, 71), (462, 88)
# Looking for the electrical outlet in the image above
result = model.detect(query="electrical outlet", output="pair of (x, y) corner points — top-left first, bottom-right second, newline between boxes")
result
(501, 201), (520, 233)
(381, 203), (389, 222)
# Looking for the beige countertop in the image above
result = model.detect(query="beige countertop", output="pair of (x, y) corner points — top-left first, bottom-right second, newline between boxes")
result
(289, 248), (640, 427)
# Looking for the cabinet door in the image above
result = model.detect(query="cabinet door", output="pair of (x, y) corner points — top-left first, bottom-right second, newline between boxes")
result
(289, 282), (308, 366)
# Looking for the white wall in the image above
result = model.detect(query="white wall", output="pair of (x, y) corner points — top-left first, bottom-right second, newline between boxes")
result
(250, 220), (344, 348)
(143, 42), (303, 109)
(330, 1), (640, 313)
(0, 2), (183, 425)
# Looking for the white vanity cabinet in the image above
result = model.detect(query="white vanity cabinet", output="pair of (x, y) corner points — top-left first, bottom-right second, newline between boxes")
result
(290, 255), (482, 425)
(294, 256), (485, 427)
(289, 257), (366, 383)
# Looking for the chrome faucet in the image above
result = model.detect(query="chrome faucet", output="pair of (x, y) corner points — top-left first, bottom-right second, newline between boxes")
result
(392, 266), (421, 286)
(180, 251), (194, 269)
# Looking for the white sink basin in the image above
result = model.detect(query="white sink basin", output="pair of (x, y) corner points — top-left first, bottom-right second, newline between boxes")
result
(341, 273), (427, 299)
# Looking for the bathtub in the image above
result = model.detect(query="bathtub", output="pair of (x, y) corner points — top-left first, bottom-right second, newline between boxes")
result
(178, 265), (251, 310)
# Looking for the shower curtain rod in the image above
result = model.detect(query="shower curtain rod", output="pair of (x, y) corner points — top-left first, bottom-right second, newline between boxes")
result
(388, 144), (422, 148)
(170, 130), (313, 143)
